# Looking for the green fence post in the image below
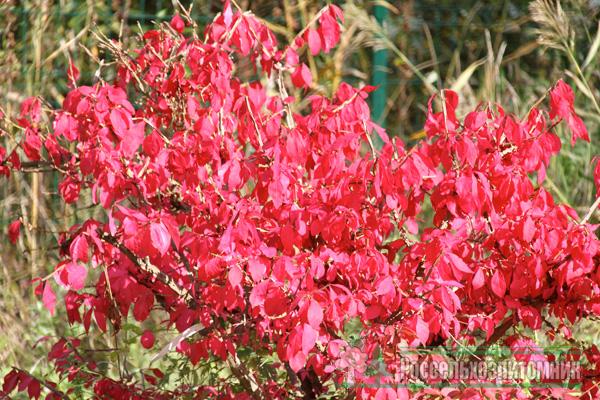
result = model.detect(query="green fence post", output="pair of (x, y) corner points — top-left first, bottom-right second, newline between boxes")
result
(371, 3), (389, 146)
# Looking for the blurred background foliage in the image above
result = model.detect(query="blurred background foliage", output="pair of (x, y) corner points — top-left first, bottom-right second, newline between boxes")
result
(1, 0), (599, 390)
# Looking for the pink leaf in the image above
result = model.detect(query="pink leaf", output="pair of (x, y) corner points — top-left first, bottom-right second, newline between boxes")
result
(248, 258), (266, 282)
(306, 29), (321, 56)
(491, 270), (506, 298)
(249, 282), (268, 308)
(447, 253), (472, 273)
(415, 317), (429, 345)
(376, 276), (394, 296)
(228, 265), (243, 287)
(521, 216), (535, 242)
(301, 323), (317, 354)
(150, 222), (171, 255)
(66, 262), (87, 290)
(307, 300), (323, 328)
(472, 268), (485, 290)
(288, 350), (306, 373)
(42, 283), (56, 315)
(120, 121), (145, 157)
(223, 2), (233, 28)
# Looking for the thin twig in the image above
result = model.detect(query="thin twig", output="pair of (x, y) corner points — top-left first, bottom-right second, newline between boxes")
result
(581, 196), (600, 224)
(99, 232), (195, 305)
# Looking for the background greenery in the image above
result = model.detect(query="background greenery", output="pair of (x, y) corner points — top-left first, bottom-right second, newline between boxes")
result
(1, 0), (599, 393)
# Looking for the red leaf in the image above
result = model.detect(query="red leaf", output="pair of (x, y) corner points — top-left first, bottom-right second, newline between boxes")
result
(594, 156), (600, 197)
(170, 15), (185, 33)
(69, 235), (89, 262)
(8, 150), (21, 170)
(3, 369), (19, 394)
(58, 177), (80, 204)
(264, 286), (288, 317)
(141, 330), (155, 349)
(27, 379), (41, 400)
(280, 223), (295, 253)
(109, 108), (131, 139)
(20, 97), (41, 124)
(67, 60), (80, 87)
(143, 131), (163, 157)
(95, 310), (107, 332)
(319, 13), (340, 52)
(328, 4), (344, 22)
(291, 63), (312, 88)
(518, 306), (542, 330)
(549, 80), (589, 145)
(133, 289), (154, 321)
(23, 131), (42, 161)
(8, 219), (21, 245)
(424, 90), (459, 136)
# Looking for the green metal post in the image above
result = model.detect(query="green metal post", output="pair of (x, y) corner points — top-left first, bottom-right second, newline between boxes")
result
(371, 4), (389, 145)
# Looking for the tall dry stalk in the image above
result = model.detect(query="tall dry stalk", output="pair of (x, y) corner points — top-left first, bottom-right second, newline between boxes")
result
(29, 0), (52, 276)
(529, 0), (600, 115)
(529, 0), (600, 221)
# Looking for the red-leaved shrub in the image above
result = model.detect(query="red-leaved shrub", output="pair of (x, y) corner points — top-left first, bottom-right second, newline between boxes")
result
(2, 4), (599, 399)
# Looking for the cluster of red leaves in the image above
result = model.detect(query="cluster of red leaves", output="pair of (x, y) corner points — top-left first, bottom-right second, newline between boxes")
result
(2, 3), (600, 399)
